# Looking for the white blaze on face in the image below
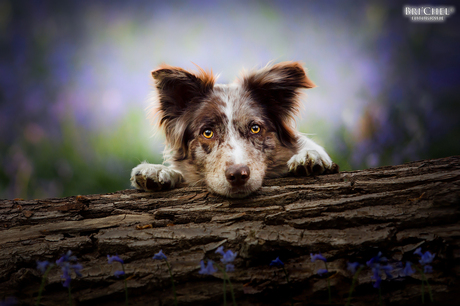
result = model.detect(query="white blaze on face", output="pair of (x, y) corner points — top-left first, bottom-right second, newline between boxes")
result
(227, 128), (245, 164)
(219, 84), (246, 165)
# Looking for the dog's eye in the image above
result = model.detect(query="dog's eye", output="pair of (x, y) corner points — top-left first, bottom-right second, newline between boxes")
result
(250, 124), (261, 134)
(203, 129), (214, 139)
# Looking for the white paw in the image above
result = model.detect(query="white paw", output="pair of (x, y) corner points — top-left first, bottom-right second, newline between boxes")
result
(130, 163), (183, 191)
(287, 149), (338, 176)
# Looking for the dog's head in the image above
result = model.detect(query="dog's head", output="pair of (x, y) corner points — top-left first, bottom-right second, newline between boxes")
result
(151, 62), (315, 197)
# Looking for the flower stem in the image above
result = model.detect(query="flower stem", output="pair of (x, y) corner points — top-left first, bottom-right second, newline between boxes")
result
(282, 266), (290, 284)
(415, 266), (433, 303)
(216, 265), (236, 306)
(36, 265), (54, 306)
(227, 276), (236, 306)
(426, 278), (433, 302)
(165, 260), (177, 306)
(378, 287), (382, 306)
(346, 266), (364, 306)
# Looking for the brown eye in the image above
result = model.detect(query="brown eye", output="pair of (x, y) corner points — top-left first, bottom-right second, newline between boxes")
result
(203, 129), (214, 139)
(251, 124), (261, 134)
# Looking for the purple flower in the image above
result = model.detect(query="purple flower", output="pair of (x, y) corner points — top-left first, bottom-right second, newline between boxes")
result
(420, 253), (435, 265)
(60, 264), (76, 288)
(373, 274), (382, 289)
(347, 262), (361, 274)
(413, 247), (423, 257)
(414, 247), (435, 265)
(62, 274), (71, 288)
(215, 246), (225, 256)
(56, 251), (82, 288)
(221, 250), (237, 264)
(381, 264), (393, 278)
(424, 265), (433, 274)
(114, 270), (125, 278)
(366, 252), (387, 267)
(226, 264), (235, 272)
(108, 254), (125, 278)
(270, 257), (284, 267)
(420, 252), (435, 265)
(367, 252), (393, 288)
(72, 263), (83, 277)
(317, 268), (329, 276)
(153, 250), (167, 261)
(414, 248), (435, 274)
(36, 260), (50, 274)
(56, 250), (77, 265)
(107, 255), (124, 264)
(215, 246), (237, 272)
(403, 262), (415, 276)
(370, 266), (382, 288)
(199, 260), (217, 275)
(310, 253), (327, 262)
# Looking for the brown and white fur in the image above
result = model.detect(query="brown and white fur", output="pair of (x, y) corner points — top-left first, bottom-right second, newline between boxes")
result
(130, 62), (339, 198)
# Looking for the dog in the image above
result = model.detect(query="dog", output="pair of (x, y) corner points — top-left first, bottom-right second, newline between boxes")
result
(130, 62), (338, 198)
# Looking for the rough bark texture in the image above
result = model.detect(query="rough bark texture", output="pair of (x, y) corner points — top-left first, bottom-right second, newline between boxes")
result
(1, 156), (459, 306)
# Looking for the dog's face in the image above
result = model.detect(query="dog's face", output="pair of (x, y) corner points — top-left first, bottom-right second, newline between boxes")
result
(151, 62), (315, 197)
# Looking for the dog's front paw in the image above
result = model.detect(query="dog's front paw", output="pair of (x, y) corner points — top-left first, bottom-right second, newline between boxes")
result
(130, 163), (183, 191)
(287, 150), (339, 176)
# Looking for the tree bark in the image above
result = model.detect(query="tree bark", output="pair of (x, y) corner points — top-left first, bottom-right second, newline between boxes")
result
(1, 156), (459, 306)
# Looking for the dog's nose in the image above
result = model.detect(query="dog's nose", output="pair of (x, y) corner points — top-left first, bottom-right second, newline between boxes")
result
(225, 164), (250, 186)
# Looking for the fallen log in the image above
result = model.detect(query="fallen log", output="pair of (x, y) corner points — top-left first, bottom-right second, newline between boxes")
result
(0, 156), (459, 305)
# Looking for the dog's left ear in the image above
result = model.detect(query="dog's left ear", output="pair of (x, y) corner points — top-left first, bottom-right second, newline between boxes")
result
(241, 61), (315, 148)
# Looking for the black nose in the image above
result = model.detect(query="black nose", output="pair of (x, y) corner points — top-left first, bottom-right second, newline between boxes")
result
(225, 164), (250, 186)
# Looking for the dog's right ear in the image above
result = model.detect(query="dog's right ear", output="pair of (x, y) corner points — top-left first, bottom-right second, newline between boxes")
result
(150, 64), (216, 158)
(152, 64), (216, 126)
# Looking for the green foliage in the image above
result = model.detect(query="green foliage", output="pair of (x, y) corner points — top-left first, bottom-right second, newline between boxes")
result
(1, 109), (162, 199)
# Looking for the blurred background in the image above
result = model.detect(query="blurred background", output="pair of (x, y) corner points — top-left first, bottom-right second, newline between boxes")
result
(0, 0), (459, 200)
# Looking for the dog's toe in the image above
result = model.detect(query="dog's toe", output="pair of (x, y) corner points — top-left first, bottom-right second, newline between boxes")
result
(288, 150), (338, 176)
(323, 162), (340, 174)
(293, 164), (308, 176)
(312, 163), (324, 175)
(145, 177), (163, 191)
